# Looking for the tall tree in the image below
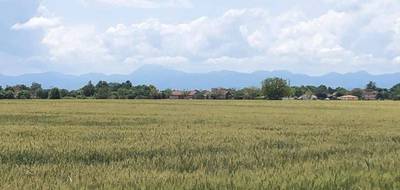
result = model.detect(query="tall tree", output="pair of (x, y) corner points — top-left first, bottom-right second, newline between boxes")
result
(95, 81), (111, 99)
(261, 78), (291, 100)
(17, 90), (31, 99)
(391, 83), (400, 100)
(351, 88), (363, 99)
(37, 89), (49, 99)
(82, 81), (95, 97)
(30, 82), (42, 98)
(335, 87), (348, 97)
(121, 80), (133, 89)
(60, 89), (69, 98)
(0, 86), (4, 99)
(4, 91), (15, 99)
(242, 87), (260, 99)
(315, 85), (328, 99)
(366, 81), (377, 90)
(49, 88), (61, 99)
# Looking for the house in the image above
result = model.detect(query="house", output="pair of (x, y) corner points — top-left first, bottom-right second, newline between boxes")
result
(185, 90), (202, 99)
(338, 95), (359, 101)
(363, 90), (378, 100)
(202, 90), (212, 99)
(169, 90), (185, 99)
(297, 90), (317, 100)
(211, 88), (232, 99)
(298, 94), (318, 100)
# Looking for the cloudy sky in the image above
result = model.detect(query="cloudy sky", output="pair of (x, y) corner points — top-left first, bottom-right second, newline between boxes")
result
(1, 0), (400, 75)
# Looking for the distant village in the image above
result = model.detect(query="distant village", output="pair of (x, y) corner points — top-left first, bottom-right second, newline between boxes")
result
(1, 78), (399, 100)
(168, 88), (379, 101)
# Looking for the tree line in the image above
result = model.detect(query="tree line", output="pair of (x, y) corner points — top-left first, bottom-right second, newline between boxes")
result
(1, 78), (400, 100)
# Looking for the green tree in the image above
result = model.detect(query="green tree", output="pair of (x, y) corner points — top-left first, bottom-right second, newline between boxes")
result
(49, 88), (61, 99)
(261, 78), (291, 100)
(306, 85), (318, 94)
(117, 88), (130, 99)
(315, 85), (328, 100)
(366, 81), (377, 90)
(335, 87), (348, 97)
(377, 88), (391, 100)
(160, 89), (172, 99)
(121, 80), (133, 89)
(95, 81), (111, 99)
(82, 81), (95, 97)
(37, 89), (49, 99)
(67, 90), (79, 98)
(127, 89), (136, 99)
(231, 89), (244, 100)
(4, 90), (15, 99)
(351, 88), (363, 99)
(59, 89), (69, 98)
(148, 85), (159, 99)
(0, 87), (4, 99)
(391, 83), (400, 100)
(292, 86), (307, 98)
(17, 90), (31, 99)
(30, 82), (42, 98)
(242, 87), (260, 99)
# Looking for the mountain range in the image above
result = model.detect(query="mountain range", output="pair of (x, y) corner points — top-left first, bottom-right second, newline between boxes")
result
(1, 65), (400, 90)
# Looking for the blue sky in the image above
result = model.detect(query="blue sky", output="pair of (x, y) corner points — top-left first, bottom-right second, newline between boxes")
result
(1, 0), (400, 75)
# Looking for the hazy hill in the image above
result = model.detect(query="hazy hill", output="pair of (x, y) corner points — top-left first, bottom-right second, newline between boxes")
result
(1, 65), (400, 90)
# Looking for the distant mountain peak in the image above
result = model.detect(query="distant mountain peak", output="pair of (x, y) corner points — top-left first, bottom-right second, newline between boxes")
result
(1, 66), (400, 90)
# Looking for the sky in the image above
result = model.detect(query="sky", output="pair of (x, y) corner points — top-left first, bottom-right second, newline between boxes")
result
(1, 0), (400, 75)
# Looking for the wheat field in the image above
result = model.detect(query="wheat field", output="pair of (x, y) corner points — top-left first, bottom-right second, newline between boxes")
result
(0, 100), (399, 189)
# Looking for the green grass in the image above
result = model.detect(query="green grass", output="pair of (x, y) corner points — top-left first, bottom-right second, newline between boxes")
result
(0, 100), (400, 189)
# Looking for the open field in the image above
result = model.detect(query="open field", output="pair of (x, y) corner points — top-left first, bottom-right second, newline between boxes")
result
(0, 100), (400, 189)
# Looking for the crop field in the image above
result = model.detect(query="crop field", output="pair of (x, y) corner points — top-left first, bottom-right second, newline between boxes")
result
(0, 100), (400, 189)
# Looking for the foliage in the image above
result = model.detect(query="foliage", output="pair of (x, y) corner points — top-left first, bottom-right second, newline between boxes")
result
(82, 81), (95, 97)
(36, 89), (49, 99)
(3, 91), (15, 99)
(262, 78), (291, 100)
(2, 80), (400, 100)
(335, 87), (348, 97)
(49, 88), (61, 99)
(160, 89), (173, 99)
(16, 90), (31, 99)
(376, 88), (391, 100)
(366, 81), (377, 90)
(59, 89), (69, 98)
(292, 86), (307, 97)
(391, 83), (400, 100)
(351, 88), (363, 99)
(95, 81), (111, 99)
(232, 87), (261, 100)
(315, 85), (328, 100)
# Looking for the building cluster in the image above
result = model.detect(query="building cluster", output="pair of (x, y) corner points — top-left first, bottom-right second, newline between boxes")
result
(295, 89), (378, 101)
(169, 88), (380, 101)
(169, 88), (232, 100)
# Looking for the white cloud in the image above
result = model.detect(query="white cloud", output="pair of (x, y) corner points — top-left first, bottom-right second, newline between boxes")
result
(12, 17), (61, 30)
(11, 4), (60, 30)
(84, 0), (192, 8)
(9, 1), (400, 75)
(394, 57), (400, 64)
(42, 26), (112, 62)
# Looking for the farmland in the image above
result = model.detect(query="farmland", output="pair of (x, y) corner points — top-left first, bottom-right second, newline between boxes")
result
(0, 100), (400, 189)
